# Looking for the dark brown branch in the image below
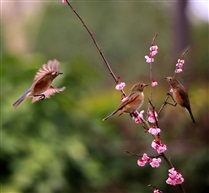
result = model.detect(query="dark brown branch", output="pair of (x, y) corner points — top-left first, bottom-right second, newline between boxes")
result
(158, 92), (177, 115)
(147, 33), (158, 120)
(151, 33), (158, 45)
(125, 150), (162, 159)
(65, 0), (126, 96)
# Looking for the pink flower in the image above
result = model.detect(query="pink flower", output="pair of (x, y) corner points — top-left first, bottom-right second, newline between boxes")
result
(178, 59), (184, 64)
(148, 110), (158, 123)
(142, 153), (150, 161)
(151, 140), (159, 149)
(166, 168), (184, 186)
(148, 116), (155, 123)
(176, 63), (183, 68)
(134, 116), (142, 124)
(149, 45), (158, 56)
(175, 68), (183, 73)
(150, 51), (158, 57)
(169, 88), (173, 93)
(148, 184), (163, 193)
(133, 110), (144, 124)
(137, 153), (151, 167)
(174, 59), (184, 74)
(150, 45), (158, 51)
(148, 126), (161, 135)
(150, 158), (161, 168)
(115, 82), (125, 90)
(137, 159), (146, 166)
(138, 110), (144, 119)
(121, 96), (128, 102)
(151, 80), (158, 87)
(62, 0), (67, 3)
(145, 55), (154, 63)
(156, 143), (167, 153)
(151, 139), (167, 154)
(154, 189), (162, 193)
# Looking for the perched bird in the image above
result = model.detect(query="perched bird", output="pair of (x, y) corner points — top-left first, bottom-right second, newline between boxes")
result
(103, 82), (148, 121)
(12, 59), (65, 108)
(165, 76), (195, 123)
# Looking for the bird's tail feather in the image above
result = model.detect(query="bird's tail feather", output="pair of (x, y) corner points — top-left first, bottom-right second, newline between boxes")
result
(12, 89), (31, 108)
(189, 110), (195, 124)
(102, 113), (114, 121)
(186, 108), (195, 124)
(102, 110), (118, 121)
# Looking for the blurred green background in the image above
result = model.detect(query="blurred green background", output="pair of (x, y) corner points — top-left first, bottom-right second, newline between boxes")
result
(1, 1), (209, 193)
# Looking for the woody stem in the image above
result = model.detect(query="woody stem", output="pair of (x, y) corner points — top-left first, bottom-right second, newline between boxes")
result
(141, 117), (186, 193)
(147, 33), (158, 120)
(65, 0), (126, 96)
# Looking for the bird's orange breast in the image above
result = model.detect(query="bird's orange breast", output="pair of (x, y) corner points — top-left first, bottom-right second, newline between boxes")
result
(173, 90), (184, 107)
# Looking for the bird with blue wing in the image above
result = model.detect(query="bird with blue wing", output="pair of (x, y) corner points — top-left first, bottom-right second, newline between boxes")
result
(12, 59), (65, 108)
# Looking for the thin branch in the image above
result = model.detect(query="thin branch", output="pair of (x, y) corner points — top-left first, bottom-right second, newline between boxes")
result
(151, 33), (158, 45)
(147, 33), (158, 120)
(125, 150), (162, 159)
(65, 0), (126, 96)
(158, 92), (177, 115)
(124, 150), (141, 157)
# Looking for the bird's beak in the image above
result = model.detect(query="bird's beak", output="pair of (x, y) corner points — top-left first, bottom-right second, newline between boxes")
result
(59, 72), (63, 75)
(144, 84), (148, 87)
(165, 77), (168, 79)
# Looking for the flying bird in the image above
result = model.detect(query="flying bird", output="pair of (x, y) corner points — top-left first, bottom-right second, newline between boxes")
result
(12, 59), (65, 108)
(103, 82), (148, 121)
(165, 76), (195, 123)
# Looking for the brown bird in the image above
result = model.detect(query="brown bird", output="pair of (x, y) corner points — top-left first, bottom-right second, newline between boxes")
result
(165, 76), (195, 123)
(12, 59), (65, 108)
(103, 82), (148, 121)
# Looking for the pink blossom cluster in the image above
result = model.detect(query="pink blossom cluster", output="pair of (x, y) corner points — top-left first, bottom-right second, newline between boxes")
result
(137, 153), (162, 168)
(148, 110), (158, 123)
(166, 168), (184, 186)
(132, 110), (144, 124)
(148, 126), (161, 135)
(151, 138), (167, 154)
(115, 82), (126, 90)
(62, 0), (66, 3)
(145, 45), (158, 63)
(175, 59), (184, 73)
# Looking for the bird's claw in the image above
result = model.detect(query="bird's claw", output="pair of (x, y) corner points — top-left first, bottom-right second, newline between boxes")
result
(39, 94), (45, 100)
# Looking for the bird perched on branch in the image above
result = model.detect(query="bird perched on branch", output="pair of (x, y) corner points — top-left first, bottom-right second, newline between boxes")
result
(165, 76), (195, 123)
(103, 82), (148, 121)
(12, 59), (65, 108)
